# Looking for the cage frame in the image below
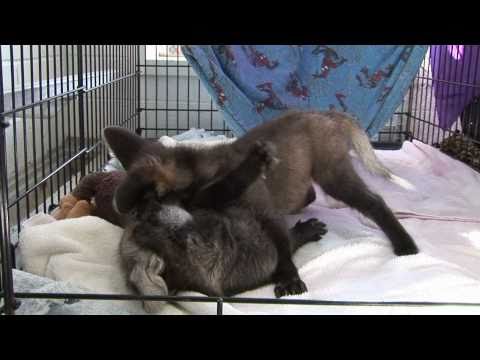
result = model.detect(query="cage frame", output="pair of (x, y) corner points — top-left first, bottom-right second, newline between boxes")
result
(1, 45), (480, 315)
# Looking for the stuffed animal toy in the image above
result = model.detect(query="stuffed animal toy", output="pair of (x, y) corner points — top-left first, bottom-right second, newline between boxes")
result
(51, 171), (127, 227)
(51, 194), (93, 220)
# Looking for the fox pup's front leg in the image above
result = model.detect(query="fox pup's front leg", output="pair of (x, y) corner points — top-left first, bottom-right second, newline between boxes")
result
(189, 141), (279, 210)
(260, 215), (308, 297)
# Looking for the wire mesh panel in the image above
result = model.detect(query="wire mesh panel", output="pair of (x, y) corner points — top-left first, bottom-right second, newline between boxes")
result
(396, 46), (480, 171)
(400, 46), (480, 146)
(0, 45), (139, 314)
(138, 45), (231, 139)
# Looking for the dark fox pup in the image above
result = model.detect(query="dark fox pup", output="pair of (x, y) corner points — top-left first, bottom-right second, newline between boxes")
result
(104, 110), (419, 299)
(119, 141), (327, 313)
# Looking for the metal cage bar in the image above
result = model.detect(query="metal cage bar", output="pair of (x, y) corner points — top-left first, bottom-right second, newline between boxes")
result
(0, 46), (16, 315)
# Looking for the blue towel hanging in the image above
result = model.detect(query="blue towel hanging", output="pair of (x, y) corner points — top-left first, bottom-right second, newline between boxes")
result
(182, 45), (427, 137)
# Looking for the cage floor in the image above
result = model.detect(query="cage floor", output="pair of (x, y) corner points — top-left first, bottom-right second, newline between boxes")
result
(11, 140), (480, 315)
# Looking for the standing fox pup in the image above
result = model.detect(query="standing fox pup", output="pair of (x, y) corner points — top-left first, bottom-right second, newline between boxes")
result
(104, 110), (419, 298)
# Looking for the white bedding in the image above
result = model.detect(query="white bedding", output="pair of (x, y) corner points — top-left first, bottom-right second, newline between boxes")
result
(18, 140), (480, 315)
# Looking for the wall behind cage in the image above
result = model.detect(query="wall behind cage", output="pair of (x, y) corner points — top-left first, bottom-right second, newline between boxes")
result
(137, 49), (228, 139)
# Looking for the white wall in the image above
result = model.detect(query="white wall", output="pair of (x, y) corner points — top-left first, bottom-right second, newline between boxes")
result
(138, 58), (226, 138)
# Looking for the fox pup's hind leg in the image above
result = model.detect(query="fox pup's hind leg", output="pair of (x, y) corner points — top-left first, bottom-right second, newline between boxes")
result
(314, 161), (418, 256)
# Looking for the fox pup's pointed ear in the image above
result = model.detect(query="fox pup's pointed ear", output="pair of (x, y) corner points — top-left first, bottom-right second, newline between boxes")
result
(103, 127), (146, 169)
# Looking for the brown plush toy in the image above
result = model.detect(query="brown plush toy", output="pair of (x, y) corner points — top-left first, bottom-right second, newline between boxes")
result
(51, 194), (93, 220)
(51, 170), (127, 227)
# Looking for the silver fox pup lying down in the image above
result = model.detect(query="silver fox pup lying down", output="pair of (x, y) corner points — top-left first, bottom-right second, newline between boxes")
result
(104, 110), (419, 299)
(119, 142), (327, 312)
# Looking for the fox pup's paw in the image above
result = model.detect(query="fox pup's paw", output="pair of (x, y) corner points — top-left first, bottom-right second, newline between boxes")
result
(274, 277), (308, 298)
(252, 140), (279, 177)
(293, 218), (328, 242)
(393, 241), (419, 256)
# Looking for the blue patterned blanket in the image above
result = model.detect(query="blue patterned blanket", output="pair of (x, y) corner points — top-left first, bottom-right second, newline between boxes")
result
(182, 45), (427, 137)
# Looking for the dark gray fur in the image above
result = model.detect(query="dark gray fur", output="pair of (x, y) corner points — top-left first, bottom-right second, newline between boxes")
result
(119, 142), (326, 312)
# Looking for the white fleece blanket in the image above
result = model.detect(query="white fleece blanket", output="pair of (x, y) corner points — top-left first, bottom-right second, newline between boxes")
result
(18, 140), (480, 315)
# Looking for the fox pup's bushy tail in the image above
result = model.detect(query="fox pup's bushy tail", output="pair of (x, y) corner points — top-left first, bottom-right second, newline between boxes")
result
(346, 118), (392, 179)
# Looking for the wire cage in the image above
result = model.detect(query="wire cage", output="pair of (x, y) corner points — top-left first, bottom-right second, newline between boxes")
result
(1, 45), (479, 315)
